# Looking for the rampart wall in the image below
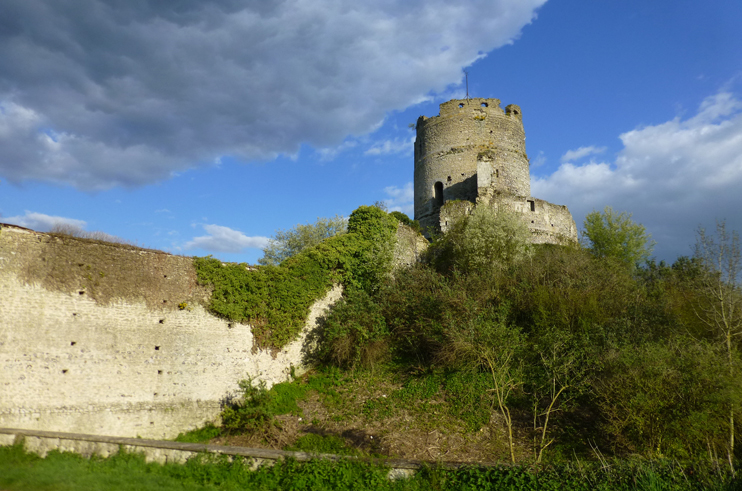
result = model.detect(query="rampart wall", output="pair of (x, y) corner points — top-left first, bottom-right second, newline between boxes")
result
(0, 225), (341, 439)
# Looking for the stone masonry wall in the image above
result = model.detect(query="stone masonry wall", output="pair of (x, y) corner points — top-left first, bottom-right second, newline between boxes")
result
(0, 225), (342, 439)
(438, 195), (578, 246)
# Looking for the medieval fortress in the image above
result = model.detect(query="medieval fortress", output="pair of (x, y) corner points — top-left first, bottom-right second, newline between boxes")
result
(0, 97), (575, 442)
(414, 98), (577, 244)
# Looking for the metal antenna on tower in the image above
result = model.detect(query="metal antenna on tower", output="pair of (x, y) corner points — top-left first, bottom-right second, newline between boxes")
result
(464, 69), (469, 101)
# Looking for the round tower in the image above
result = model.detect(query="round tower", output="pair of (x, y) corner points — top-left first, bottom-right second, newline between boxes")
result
(413, 98), (530, 232)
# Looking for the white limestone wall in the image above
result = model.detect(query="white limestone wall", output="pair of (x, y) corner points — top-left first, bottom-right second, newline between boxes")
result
(0, 268), (341, 439)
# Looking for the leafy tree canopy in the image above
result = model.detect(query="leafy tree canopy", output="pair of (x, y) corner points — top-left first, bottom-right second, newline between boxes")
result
(582, 206), (654, 268)
(259, 215), (347, 266)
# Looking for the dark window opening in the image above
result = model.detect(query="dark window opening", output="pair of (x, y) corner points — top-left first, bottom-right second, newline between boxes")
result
(458, 103), (464, 108)
(528, 200), (535, 212)
(155, 346), (160, 351)
(481, 102), (488, 107)
(434, 182), (444, 208)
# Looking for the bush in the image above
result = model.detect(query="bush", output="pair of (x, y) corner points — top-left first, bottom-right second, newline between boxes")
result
(259, 215), (347, 266)
(428, 205), (532, 275)
(319, 288), (390, 369)
(582, 206), (654, 269)
(389, 211), (421, 232)
(220, 379), (275, 434)
(194, 205), (400, 350)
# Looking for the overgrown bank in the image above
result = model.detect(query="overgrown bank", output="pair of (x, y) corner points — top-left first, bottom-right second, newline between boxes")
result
(191, 208), (742, 473)
(193, 206), (400, 349)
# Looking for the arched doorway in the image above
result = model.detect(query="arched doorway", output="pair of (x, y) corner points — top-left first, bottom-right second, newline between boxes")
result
(434, 181), (444, 208)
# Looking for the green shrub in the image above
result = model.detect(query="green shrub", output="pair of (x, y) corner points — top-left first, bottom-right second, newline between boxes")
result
(593, 338), (736, 459)
(174, 423), (221, 443)
(319, 288), (390, 369)
(259, 215), (347, 266)
(194, 205), (400, 350)
(389, 211), (421, 232)
(220, 379), (274, 434)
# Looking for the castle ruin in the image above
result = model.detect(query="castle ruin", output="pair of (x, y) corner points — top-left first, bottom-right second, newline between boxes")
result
(414, 98), (577, 244)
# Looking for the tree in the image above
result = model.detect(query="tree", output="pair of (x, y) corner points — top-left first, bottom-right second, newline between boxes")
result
(693, 220), (742, 471)
(528, 327), (587, 463)
(443, 307), (524, 463)
(582, 206), (654, 268)
(259, 215), (347, 266)
(429, 205), (531, 275)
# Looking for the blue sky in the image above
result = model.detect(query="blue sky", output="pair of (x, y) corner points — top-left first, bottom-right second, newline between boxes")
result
(1, 0), (740, 264)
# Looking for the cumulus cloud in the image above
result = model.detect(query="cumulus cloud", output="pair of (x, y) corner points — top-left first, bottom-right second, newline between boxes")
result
(185, 224), (269, 253)
(0, 0), (545, 189)
(533, 92), (742, 260)
(383, 182), (414, 216)
(560, 145), (607, 163)
(365, 136), (416, 157)
(2, 211), (87, 231)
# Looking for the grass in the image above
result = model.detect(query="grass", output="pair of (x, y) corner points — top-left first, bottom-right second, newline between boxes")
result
(175, 424), (222, 444)
(1, 444), (738, 491)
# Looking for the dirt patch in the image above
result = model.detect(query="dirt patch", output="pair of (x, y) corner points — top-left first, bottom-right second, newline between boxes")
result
(207, 371), (517, 463)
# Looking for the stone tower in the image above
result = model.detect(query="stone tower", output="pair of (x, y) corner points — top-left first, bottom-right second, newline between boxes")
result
(413, 98), (578, 245)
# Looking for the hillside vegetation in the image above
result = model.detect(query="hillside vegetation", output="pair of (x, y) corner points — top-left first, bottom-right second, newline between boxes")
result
(187, 204), (741, 485)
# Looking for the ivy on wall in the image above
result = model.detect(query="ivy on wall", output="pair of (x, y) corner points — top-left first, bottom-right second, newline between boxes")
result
(194, 206), (399, 350)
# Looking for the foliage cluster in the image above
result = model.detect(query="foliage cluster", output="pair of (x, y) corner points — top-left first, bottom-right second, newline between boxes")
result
(217, 370), (344, 436)
(316, 210), (742, 466)
(194, 206), (399, 349)
(2, 443), (740, 491)
(259, 215), (348, 266)
(582, 206), (654, 268)
(389, 211), (421, 233)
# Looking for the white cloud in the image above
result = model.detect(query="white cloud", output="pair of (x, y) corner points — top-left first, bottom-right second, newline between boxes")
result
(383, 182), (414, 216)
(533, 91), (742, 260)
(0, 0), (546, 189)
(185, 224), (269, 253)
(560, 145), (607, 163)
(531, 150), (546, 167)
(316, 140), (358, 161)
(2, 211), (87, 232)
(365, 136), (416, 157)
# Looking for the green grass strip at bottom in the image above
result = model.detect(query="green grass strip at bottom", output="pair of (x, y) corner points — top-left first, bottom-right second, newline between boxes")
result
(0, 444), (738, 491)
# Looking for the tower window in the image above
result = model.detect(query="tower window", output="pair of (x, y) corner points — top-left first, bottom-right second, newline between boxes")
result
(481, 102), (488, 108)
(434, 182), (444, 208)
(527, 200), (535, 212)
(458, 103), (464, 108)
